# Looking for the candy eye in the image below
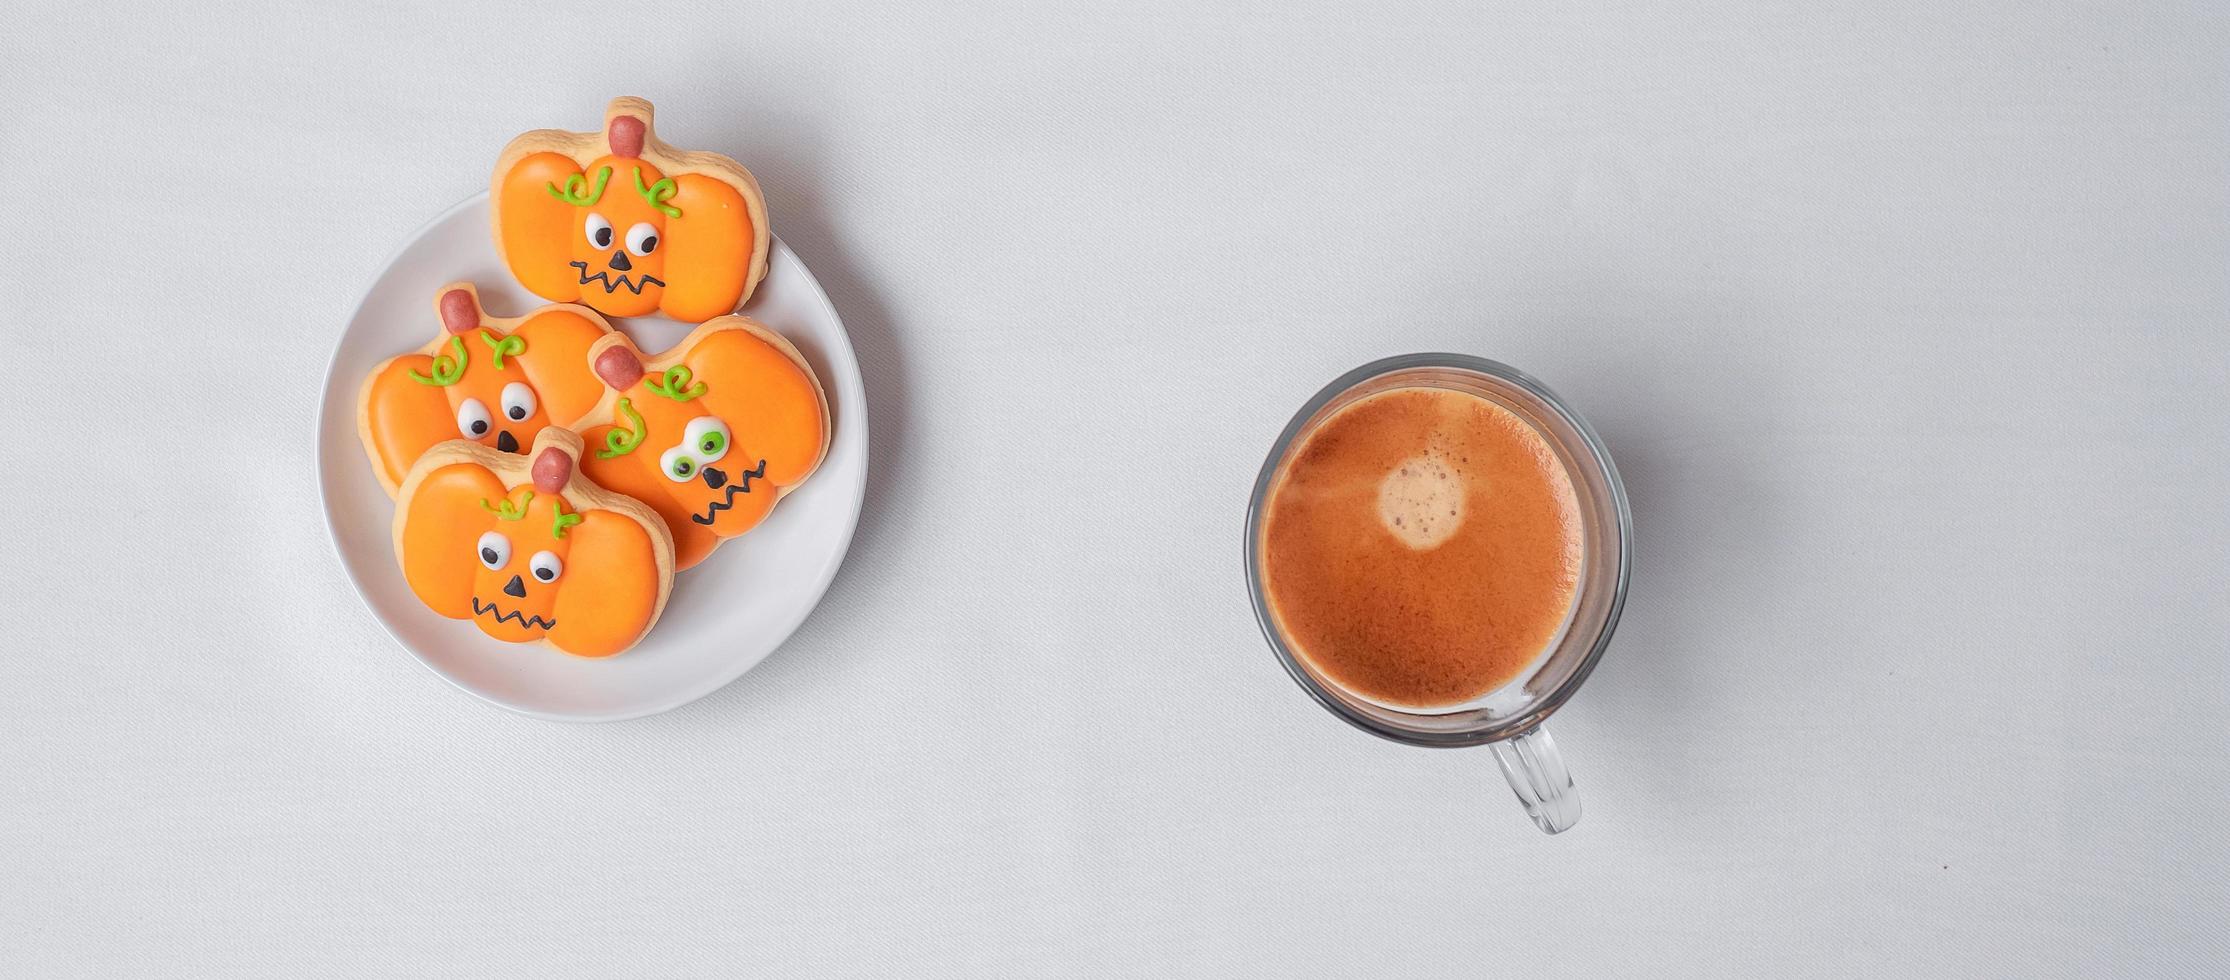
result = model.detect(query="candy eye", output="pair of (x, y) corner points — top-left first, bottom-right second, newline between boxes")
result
(476, 531), (510, 570)
(456, 398), (492, 439)
(626, 222), (659, 256)
(500, 382), (537, 422)
(682, 415), (730, 464)
(529, 551), (563, 583)
(585, 213), (614, 249)
(659, 445), (697, 483)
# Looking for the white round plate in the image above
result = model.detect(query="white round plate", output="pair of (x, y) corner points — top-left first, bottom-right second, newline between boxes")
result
(316, 194), (867, 722)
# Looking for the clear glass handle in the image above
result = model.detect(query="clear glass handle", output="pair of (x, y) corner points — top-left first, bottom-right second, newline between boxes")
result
(1490, 726), (1580, 834)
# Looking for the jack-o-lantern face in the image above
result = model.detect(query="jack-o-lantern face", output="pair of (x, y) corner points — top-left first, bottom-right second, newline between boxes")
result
(393, 428), (674, 657)
(358, 283), (612, 496)
(493, 97), (769, 323)
(577, 317), (829, 570)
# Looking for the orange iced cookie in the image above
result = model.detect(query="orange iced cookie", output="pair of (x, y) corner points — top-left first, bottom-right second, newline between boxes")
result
(492, 96), (771, 323)
(393, 428), (674, 658)
(577, 317), (829, 570)
(358, 282), (613, 496)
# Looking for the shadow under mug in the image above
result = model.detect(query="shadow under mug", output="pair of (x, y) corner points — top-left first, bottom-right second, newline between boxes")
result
(1245, 354), (1631, 834)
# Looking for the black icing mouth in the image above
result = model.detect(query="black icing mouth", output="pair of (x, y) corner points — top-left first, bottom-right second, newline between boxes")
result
(571, 261), (664, 295)
(689, 458), (767, 526)
(472, 596), (554, 631)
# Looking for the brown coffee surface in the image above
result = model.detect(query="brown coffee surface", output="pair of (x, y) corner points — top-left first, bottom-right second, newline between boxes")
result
(1261, 386), (1582, 707)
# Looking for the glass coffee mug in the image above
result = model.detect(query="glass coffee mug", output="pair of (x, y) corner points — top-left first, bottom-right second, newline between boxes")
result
(1245, 354), (1631, 834)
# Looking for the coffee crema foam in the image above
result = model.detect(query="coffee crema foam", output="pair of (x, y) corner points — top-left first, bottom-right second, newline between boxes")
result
(1261, 386), (1582, 708)
(1377, 450), (1466, 549)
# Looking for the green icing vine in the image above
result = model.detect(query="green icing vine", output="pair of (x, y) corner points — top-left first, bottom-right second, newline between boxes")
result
(481, 491), (534, 521)
(408, 337), (468, 386)
(634, 167), (681, 218)
(644, 365), (706, 402)
(478, 328), (526, 370)
(546, 166), (613, 207)
(597, 397), (645, 459)
(550, 501), (583, 540)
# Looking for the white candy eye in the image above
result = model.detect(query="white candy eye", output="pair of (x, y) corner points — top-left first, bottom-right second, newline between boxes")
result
(456, 398), (493, 439)
(585, 212), (614, 250)
(659, 445), (698, 483)
(682, 415), (730, 464)
(529, 550), (563, 583)
(626, 222), (659, 256)
(500, 382), (537, 422)
(476, 531), (510, 570)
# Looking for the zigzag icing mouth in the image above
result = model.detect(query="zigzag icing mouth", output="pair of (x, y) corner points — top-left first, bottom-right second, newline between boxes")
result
(690, 458), (767, 526)
(571, 261), (665, 295)
(473, 597), (554, 631)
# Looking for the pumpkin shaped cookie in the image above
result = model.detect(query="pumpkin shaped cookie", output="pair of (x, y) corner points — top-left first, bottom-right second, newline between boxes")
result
(577, 317), (829, 570)
(394, 428), (674, 658)
(358, 282), (613, 496)
(492, 96), (771, 323)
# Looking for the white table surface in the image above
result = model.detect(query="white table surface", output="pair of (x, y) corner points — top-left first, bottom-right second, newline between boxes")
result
(2, 1), (2224, 976)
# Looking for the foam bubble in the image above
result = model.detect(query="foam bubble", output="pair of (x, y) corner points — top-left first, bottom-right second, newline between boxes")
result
(1377, 452), (1466, 549)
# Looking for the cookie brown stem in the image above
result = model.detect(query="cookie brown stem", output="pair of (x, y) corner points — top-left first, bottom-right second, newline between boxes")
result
(438, 287), (479, 335)
(608, 115), (645, 159)
(594, 346), (645, 389)
(533, 447), (573, 493)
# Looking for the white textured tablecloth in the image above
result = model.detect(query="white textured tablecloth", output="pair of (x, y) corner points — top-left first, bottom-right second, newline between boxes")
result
(2, 1), (2224, 976)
